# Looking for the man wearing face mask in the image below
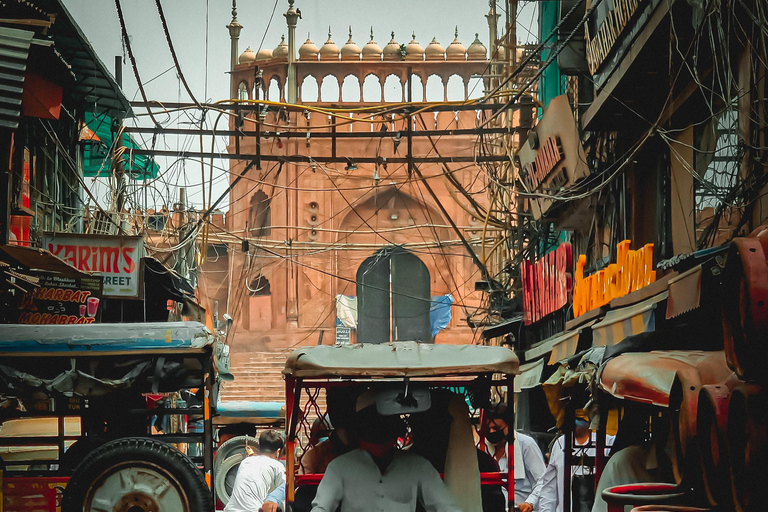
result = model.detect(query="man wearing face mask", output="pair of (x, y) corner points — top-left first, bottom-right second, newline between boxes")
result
(530, 412), (614, 512)
(311, 390), (462, 512)
(485, 402), (547, 512)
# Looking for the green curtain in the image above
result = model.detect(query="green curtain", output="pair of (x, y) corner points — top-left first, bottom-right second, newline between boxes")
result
(539, 0), (565, 110)
(82, 112), (159, 180)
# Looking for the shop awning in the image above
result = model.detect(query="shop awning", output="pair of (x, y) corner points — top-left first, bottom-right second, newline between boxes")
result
(0, 27), (34, 129)
(0, 244), (88, 277)
(525, 320), (596, 364)
(598, 350), (733, 407)
(83, 112), (159, 179)
(515, 359), (545, 392)
(591, 292), (668, 347)
(666, 265), (701, 319)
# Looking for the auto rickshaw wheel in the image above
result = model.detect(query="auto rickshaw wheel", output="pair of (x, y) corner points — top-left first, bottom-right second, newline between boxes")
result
(61, 437), (211, 512)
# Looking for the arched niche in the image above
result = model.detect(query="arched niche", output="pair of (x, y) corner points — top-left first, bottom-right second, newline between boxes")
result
(383, 74), (401, 102)
(268, 78), (281, 102)
(301, 75), (319, 102)
(249, 189), (271, 237)
(425, 75), (443, 102)
(237, 81), (249, 101)
(341, 74), (361, 102)
(446, 74), (465, 101)
(467, 76), (485, 100)
(320, 75), (340, 102)
(408, 74), (424, 102)
(362, 74), (381, 102)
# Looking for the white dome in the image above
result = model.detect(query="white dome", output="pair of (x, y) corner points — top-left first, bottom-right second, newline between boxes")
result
(273, 35), (289, 59)
(467, 33), (487, 60)
(425, 37), (445, 60)
(446, 27), (466, 61)
(341, 27), (361, 61)
(238, 46), (257, 64)
(405, 33), (424, 61)
(362, 28), (382, 60)
(299, 36), (319, 61)
(319, 29), (340, 60)
(383, 31), (401, 61)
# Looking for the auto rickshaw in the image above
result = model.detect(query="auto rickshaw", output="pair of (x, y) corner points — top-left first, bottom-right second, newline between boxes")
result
(282, 341), (520, 511)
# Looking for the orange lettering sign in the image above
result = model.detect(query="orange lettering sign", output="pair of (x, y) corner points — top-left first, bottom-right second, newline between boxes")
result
(572, 240), (655, 317)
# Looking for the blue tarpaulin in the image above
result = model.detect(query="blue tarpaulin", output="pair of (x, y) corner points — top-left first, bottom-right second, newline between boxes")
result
(429, 294), (454, 337)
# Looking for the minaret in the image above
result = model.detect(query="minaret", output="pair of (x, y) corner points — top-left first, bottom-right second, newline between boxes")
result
(284, 0), (300, 103)
(226, 0), (243, 89)
(485, 0), (499, 91)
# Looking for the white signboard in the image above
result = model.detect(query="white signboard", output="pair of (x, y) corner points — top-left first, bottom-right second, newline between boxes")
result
(42, 234), (144, 298)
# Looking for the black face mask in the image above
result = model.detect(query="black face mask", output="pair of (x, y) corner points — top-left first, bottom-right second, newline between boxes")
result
(486, 429), (506, 445)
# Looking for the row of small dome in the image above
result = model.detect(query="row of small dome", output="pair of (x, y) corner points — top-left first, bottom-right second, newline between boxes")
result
(239, 28), (487, 64)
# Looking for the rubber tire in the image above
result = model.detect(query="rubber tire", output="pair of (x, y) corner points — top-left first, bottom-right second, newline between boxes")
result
(60, 438), (106, 473)
(61, 437), (211, 512)
(215, 451), (247, 506)
(213, 435), (257, 506)
(214, 435), (256, 476)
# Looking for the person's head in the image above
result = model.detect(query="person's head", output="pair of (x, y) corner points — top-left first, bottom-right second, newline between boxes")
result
(258, 429), (285, 458)
(574, 410), (591, 441)
(353, 391), (406, 458)
(309, 416), (333, 446)
(485, 402), (511, 446)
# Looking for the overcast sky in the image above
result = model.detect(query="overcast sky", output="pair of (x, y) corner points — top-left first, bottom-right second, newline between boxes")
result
(62, 0), (539, 211)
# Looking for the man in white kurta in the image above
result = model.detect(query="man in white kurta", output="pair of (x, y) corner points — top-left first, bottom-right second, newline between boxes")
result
(225, 430), (286, 512)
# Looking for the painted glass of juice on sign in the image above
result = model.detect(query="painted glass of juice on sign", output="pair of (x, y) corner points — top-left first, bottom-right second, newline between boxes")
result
(87, 297), (99, 317)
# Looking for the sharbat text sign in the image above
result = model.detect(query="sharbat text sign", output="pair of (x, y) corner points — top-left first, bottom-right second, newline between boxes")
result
(42, 234), (143, 298)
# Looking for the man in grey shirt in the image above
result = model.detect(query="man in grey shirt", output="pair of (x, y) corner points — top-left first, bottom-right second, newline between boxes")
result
(311, 395), (461, 512)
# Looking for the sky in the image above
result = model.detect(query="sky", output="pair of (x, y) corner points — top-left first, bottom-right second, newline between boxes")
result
(62, 0), (539, 212)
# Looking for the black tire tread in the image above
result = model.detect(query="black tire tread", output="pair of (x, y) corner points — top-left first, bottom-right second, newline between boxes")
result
(62, 436), (211, 512)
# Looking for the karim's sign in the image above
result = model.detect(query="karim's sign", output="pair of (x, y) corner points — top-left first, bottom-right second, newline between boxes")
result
(42, 234), (144, 298)
(521, 243), (573, 325)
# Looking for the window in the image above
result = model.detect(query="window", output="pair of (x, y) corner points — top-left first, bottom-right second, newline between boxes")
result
(249, 190), (271, 237)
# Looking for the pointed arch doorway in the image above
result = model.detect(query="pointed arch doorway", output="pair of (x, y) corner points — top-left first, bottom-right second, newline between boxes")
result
(356, 246), (431, 343)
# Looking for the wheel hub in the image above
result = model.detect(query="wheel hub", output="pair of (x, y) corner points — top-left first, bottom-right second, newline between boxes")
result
(115, 491), (159, 512)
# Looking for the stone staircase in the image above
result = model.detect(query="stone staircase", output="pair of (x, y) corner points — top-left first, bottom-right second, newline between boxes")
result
(219, 350), (293, 403)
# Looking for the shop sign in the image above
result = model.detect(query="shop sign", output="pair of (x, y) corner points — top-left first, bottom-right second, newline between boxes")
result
(517, 95), (590, 220)
(16, 272), (103, 324)
(523, 136), (565, 191)
(336, 326), (351, 345)
(573, 240), (655, 317)
(521, 243), (573, 325)
(585, 0), (645, 75)
(42, 234), (143, 298)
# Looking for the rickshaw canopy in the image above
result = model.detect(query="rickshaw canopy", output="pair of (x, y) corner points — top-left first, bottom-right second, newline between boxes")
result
(283, 341), (520, 378)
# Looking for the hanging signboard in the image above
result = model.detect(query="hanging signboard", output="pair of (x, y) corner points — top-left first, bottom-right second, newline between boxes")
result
(42, 234), (144, 298)
(15, 271), (103, 324)
(517, 95), (590, 220)
(521, 243), (573, 325)
(573, 240), (656, 317)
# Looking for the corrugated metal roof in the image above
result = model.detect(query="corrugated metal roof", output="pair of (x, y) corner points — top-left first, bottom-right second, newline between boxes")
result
(43, 1), (132, 118)
(0, 27), (34, 129)
(1, 0), (131, 119)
